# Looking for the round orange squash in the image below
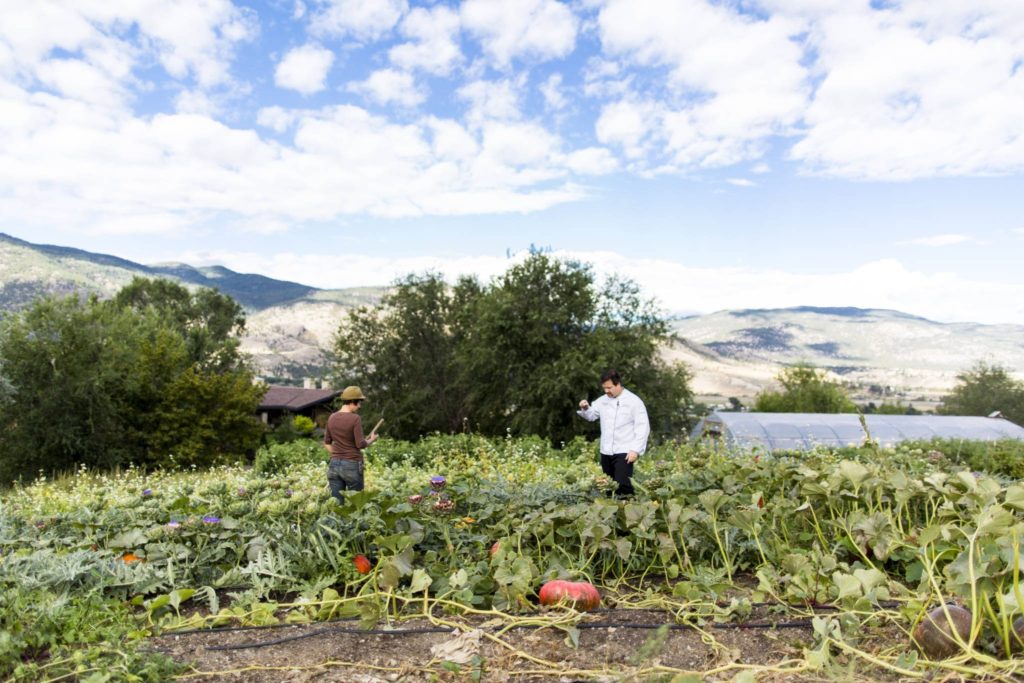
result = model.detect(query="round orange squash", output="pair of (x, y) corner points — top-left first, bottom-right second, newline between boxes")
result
(538, 580), (601, 611)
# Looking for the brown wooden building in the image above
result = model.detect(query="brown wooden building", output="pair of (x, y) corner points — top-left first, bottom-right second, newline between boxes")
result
(257, 385), (340, 427)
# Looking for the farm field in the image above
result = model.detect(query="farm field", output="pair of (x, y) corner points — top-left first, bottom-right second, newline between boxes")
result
(4, 435), (1024, 681)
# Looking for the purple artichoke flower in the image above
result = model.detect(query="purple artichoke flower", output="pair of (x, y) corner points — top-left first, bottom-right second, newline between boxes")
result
(430, 476), (447, 491)
(202, 515), (221, 524)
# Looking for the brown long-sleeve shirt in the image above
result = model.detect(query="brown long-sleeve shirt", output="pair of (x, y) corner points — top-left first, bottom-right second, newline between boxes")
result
(324, 411), (369, 462)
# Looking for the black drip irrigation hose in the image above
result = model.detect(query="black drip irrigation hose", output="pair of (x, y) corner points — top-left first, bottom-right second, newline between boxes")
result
(201, 618), (817, 652)
(166, 599), (888, 637)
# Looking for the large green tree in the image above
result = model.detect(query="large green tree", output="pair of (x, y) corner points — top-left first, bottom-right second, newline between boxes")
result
(0, 282), (264, 483)
(754, 363), (857, 413)
(112, 276), (246, 371)
(332, 252), (693, 443)
(939, 362), (1024, 424)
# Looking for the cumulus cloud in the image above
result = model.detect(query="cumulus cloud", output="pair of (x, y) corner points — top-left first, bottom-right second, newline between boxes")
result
(457, 78), (524, 126)
(595, 0), (809, 170)
(0, 0), (254, 92)
(275, 44), (335, 95)
(726, 178), (757, 187)
(347, 68), (426, 107)
(539, 73), (567, 110)
(308, 0), (407, 41)
(389, 5), (462, 75)
(788, 2), (1024, 179)
(461, 0), (578, 67)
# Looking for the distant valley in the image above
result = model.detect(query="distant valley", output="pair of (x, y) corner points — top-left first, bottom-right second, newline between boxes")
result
(2, 233), (1021, 402)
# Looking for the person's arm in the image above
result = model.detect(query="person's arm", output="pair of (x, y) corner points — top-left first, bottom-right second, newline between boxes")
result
(626, 399), (651, 463)
(352, 415), (370, 449)
(577, 397), (599, 421)
(351, 415), (379, 448)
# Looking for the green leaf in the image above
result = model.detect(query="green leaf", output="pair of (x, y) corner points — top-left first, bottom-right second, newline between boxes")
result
(974, 505), (1014, 537)
(1005, 484), (1024, 510)
(107, 528), (149, 549)
(838, 461), (869, 487)
(168, 588), (195, 611)
(833, 572), (861, 600)
(410, 569), (433, 593)
(449, 568), (469, 589)
(614, 537), (633, 561)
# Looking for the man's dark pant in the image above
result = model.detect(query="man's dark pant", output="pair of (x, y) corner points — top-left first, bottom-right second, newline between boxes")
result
(600, 452), (634, 497)
(327, 459), (364, 503)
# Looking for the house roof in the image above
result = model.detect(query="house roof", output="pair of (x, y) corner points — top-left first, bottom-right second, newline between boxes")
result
(258, 385), (340, 411)
(691, 412), (1024, 452)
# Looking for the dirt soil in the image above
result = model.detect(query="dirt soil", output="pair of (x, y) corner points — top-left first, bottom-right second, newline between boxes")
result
(147, 607), (862, 682)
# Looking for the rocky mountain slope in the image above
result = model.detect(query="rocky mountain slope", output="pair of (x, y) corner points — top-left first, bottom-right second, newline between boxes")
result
(0, 233), (381, 378)
(667, 307), (1024, 401)
(2, 233), (1021, 396)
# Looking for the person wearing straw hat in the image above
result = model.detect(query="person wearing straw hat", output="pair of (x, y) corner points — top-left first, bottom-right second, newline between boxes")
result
(323, 386), (379, 503)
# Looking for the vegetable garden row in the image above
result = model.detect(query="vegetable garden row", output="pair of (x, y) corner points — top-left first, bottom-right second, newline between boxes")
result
(4, 434), (1024, 681)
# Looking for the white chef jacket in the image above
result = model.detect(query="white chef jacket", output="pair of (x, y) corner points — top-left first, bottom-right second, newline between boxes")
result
(577, 387), (650, 456)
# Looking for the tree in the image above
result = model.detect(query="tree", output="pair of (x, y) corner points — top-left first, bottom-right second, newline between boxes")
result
(333, 273), (472, 438)
(0, 284), (263, 483)
(754, 363), (857, 413)
(112, 277), (246, 371)
(939, 362), (1024, 424)
(332, 252), (693, 443)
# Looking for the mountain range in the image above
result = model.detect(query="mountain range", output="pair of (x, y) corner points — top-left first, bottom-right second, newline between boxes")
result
(2, 232), (1021, 402)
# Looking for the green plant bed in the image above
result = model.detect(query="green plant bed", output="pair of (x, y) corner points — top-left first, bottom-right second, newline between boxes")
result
(6, 435), (1024, 679)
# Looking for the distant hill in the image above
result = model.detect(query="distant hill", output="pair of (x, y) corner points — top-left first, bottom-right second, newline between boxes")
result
(0, 233), (383, 378)
(2, 233), (1021, 395)
(0, 232), (319, 309)
(667, 307), (1024, 402)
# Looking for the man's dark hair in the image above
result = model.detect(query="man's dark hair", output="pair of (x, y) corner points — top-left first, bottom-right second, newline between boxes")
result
(342, 399), (363, 407)
(600, 369), (622, 385)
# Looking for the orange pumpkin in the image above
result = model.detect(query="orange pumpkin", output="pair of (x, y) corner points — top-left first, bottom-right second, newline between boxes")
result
(122, 552), (142, 564)
(353, 554), (372, 574)
(538, 580), (601, 611)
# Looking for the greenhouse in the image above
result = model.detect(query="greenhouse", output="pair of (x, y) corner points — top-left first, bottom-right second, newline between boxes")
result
(689, 412), (1024, 452)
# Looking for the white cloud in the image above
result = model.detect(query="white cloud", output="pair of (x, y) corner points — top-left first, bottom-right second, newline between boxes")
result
(347, 68), (425, 107)
(783, 2), (1024, 179)
(0, 0), (254, 93)
(595, 99), (659, 159)
(457, 78), (524, 126)
(461, 0), (578, 67)
(898, 234), (973, 247)
(275, 44), (335, 95)
(596, 0), (809, 170)
(309, 0), (407, 41)
(561, 147), (619, 175)
(726, 178), (757, 187)
(389, 5), (462, 75)
(561, 253), (1024, 326)
(0, 86), (588, 234)
(539, 73), (567, 110)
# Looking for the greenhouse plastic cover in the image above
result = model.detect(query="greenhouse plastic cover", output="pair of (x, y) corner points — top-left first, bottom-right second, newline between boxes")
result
(689, 412), (1024, 452)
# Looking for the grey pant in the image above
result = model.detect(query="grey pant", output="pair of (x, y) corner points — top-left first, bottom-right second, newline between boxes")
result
(327, 459), (364, 503)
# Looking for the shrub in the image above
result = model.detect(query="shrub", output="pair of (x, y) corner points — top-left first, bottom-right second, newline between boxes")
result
(253, 439), (326, 474)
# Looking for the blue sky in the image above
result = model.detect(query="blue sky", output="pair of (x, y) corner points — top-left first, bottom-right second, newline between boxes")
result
(1, 0), (1023, 324)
